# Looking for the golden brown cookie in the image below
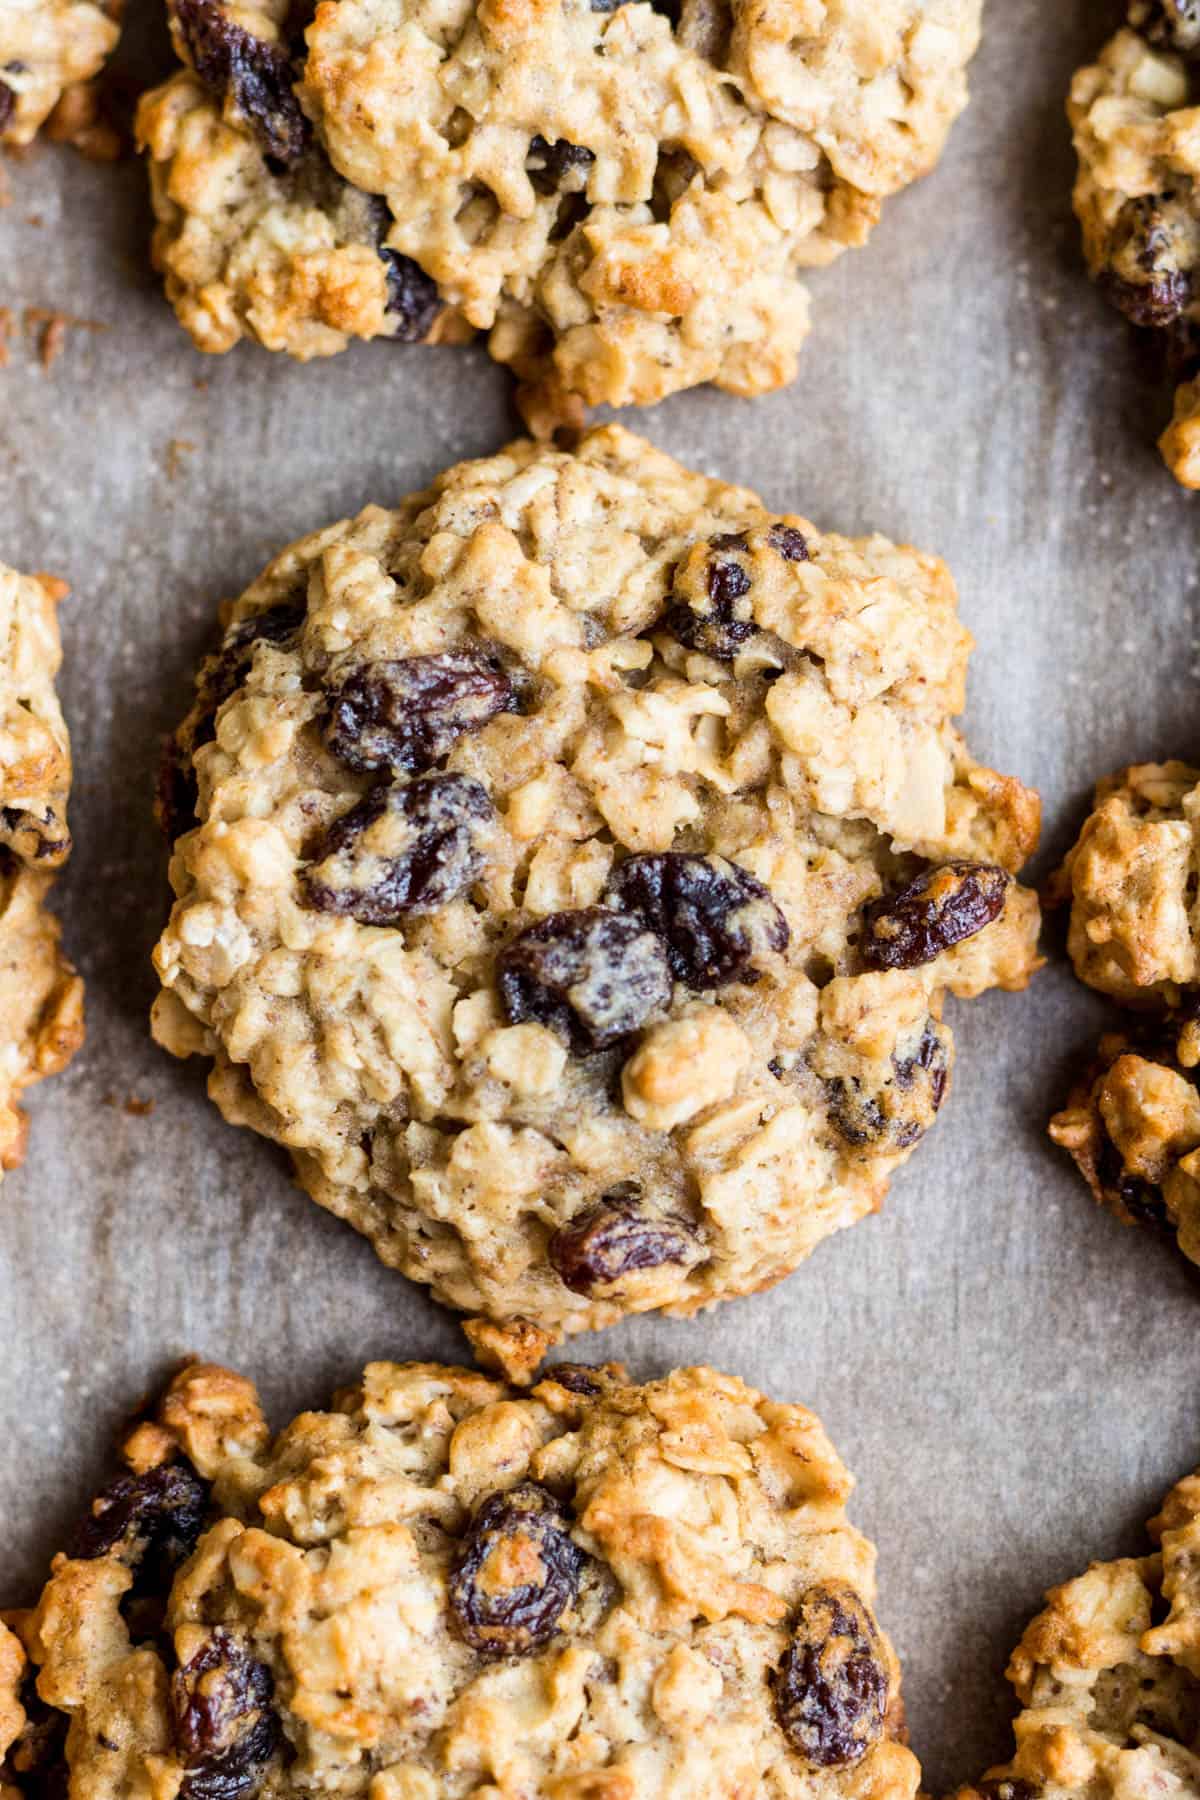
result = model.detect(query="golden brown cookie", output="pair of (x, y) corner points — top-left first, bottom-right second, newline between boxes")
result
(0, 1), (121, 151)
(2, 1356), (922, 1800)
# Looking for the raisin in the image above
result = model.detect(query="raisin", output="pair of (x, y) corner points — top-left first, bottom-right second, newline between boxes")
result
(767, 523), (810, 562)
(1130, 0), (1200, 54)
(1096, 1130), (1172, 1237)
(157, 735), (201, 843)
(324, 648), (517, 774)
(1100, 195), (1194, 327)
(302, 772), (493, 923)
(663, 534), (756, 660)
(380, 249), (442, 342)
(496, 909), (672, 1050)
(827, 1020), (949, 1151)
(548, 1188), (697, 1294)
(199, 598), (308, 747)
(608, 852), (789, 989)
(774, 1584), (889, 1769)
(861, 861), (1009, 970)
(172, 1629), (279, 1800)
(540, 1363), (609, 1396)
(448, 1483), (584, 1658)
(170, 0), (310, 166)
(72, 1460), (209, 1585)
(527, 134), (596, 196)
(0, 77), (15, 135)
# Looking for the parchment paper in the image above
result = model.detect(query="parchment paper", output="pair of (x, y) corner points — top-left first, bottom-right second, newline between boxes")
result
(2, 1), (1194, 1786)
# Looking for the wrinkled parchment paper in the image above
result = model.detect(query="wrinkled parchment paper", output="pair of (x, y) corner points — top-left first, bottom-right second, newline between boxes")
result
(3, 1), (1196, 1786)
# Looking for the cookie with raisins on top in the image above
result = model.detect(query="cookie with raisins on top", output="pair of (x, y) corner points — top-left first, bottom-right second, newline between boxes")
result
(1050, 761), (1200, 1269)
(151, 424), (1041, 1369)
(134, 0), (980, 421)
(955, 1454), (1200, 1800)
(1, 1357), (920, 1800)
(1069, 1), (1200, 486)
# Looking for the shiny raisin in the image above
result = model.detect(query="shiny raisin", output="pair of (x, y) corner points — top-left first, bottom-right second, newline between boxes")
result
(496, 908), (672, 1050)
(527, 135), (596, 195)
(861, 862), (1009, 970)
(1100, 196), (1193, 327)
(768, 523), (810, 562)
(380, 250), (442, 342)
(1130, 0), (1200, 53)
(548, 1188), (698, 1294)
(827, 1021), (950, 1151)
(448, 1483), (584, 1658)
(302, 772), (493, 923)
(1096, 1129), (1173, 1237)
(775, 1584), (888, 1769)
(72, 1460), (209, 1581)
(323, 648), (517, 773)
(172, 1629), (279, 1800)
(170, 0), (310, 165)
(664, 536), (754, 660)
(608, 852), (789, 989)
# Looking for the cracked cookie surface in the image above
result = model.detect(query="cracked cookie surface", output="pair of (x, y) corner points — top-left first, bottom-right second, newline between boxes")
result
(1069, 3), (1200, 488)
(0, 0), (120, 149)
(956, 1457), (1200, 1800)
(151, 425), (1041, 1359)
(136, 0), (980, 420)
(1050, 761), (1200, 1268)
(0, 565), (83, 1174)
(0, 1356), (921, 1800)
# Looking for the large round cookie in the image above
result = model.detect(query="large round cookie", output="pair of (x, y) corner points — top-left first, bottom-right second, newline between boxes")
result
(1069, 2), (1200, 488)
(0, 1), (120, 150)
(1050, 761), (1200, 1268)
(0, 565), (83, 1174)
(136, 0), (981, 422)
(151, 424), (1041, 1367)
(1, 1357), (921, 1800)
(957, 1458), (1200, 1800)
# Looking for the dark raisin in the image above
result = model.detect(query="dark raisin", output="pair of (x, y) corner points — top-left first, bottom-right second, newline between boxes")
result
(768, 523), (810, 562)
(324, 648), (517, 774)
(1, 1678), (69, 1800)
(72, 1460), (209, 1583)
(1100, 195), (1194, 327)
(170, 0), (310, 165)
(608, 852), (789, 989)
(527, 134), (596, 196)
(172, 1629), (279, 1800)
(302, 772), (493, 923)
(548, 1189), (697, 1294)
(157, 735), (202, 843)
(1130, 0), (1200, 54)
(774, 1584), (889, 1769)
(0, 78), (15, 135)
(496, 908), (672, 1051)
(448, 1483), (584, 1658)
(861, 861), (1010, 970)
(380, 249), (442, 342)
(540, 1363), (608, 1395)
(1096, 1130), (1172, 1237)
(827, 1021), (950, 1151)
(199, 597), (308, 747)
(663, 537), (756, 660)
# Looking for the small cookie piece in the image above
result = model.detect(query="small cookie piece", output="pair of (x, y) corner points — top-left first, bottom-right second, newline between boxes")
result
(151, 424), (1041, 1352)
(956, 1460), (1200, 1800)
(0, 0), (121, 151)
(4, 1356), (922, 1800)
(0, 565), (83, 1173)
(136, 0), (981, 418)
(1069, 6), (1200, 486)
(1050, 761), (1200, 1266)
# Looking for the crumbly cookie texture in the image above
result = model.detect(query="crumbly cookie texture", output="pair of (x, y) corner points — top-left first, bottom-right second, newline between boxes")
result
(1, 1357), (922, 1800)
(0, 0), (121, 150)
(136, 0), (980, 420)
(1069, 3), (1200, 488)
(956, 1457), (1200, 1800)
(0, 565), (83, 1173)
(151, 425), (1041, 1359)
(1050, 761), (1200, 1266)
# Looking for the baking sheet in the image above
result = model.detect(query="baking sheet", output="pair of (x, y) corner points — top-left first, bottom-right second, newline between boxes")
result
(2, 0), (1195, 1785)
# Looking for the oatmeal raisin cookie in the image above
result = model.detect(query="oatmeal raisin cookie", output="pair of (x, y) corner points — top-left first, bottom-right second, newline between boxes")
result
(150, 424), (1041, 1358)
(1069, 3), (1200, 487)
(136, 0), (981, 420)
(0, 0), (121, 151)
(957, 1456), (1200, 1800)
(1, 1356), (921, 1800)
(0, 565), (83, 1174)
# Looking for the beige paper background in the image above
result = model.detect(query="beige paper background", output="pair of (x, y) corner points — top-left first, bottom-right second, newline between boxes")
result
(2, 0), (1196, 1787)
